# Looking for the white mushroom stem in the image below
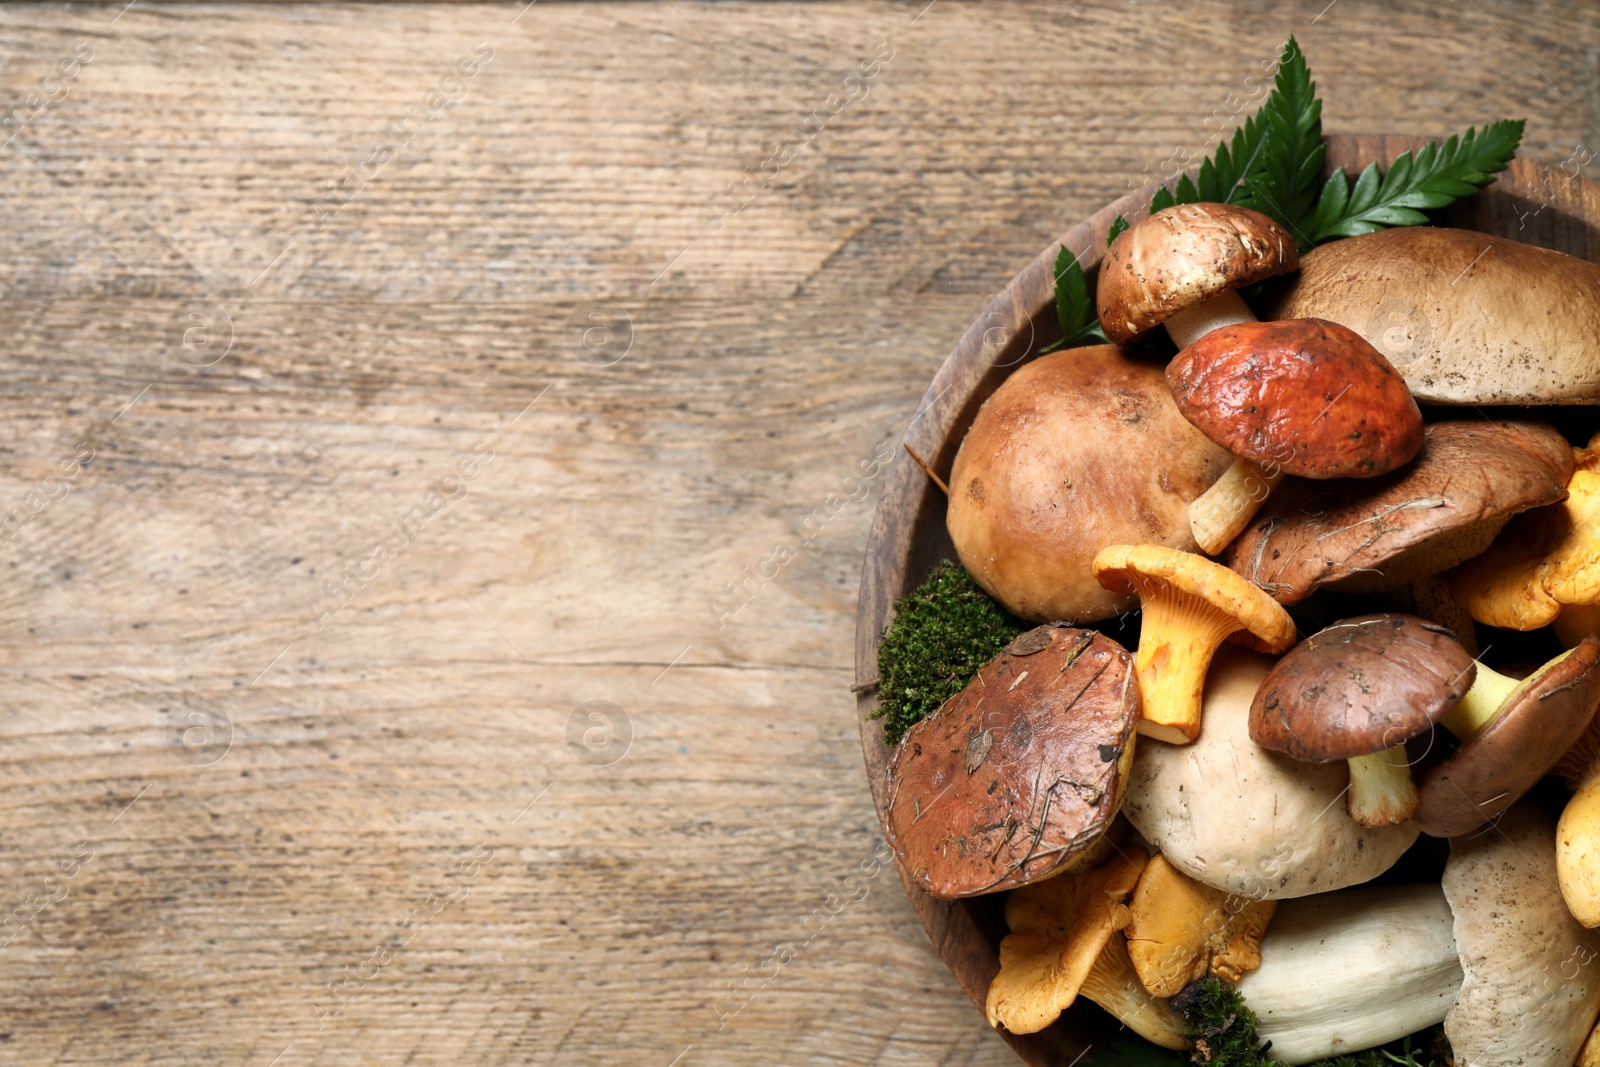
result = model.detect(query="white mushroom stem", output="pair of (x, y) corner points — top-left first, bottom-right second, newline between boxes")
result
(1345, 745), (1419, 828)
(1235, 883), (1462, 1065)
(1190, 459), (1285, 556)
(1164, 289), (1256, 350)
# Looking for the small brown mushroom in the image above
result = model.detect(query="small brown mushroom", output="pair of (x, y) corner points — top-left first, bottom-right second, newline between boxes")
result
(1092, 545), (1296, 744)
(1414, 636), (1600, 837)
(1229, 419), (1574, 604)
(885, 626), (1140, 898)
(1124, 852), (1276, 997)
(1250, 615), (1475, 828)
(1167, 318), (1424, 554)
(1097, 202), (1298, 349)
(946, 346), (1232, 623)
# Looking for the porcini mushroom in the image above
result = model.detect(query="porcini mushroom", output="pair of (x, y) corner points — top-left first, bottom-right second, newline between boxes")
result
(1091, 544), (1296, 744)
(946, 346), (1232, 623)
(1167, 317), (1425, 554)
(1442, 803), (1600, 1067)
(885, 626), (1140, 898)
(1234, 883), (1462, 1064)
(1452, 466), (1600, 631)
(1124, 853), (1276, 997)
(1097, 202), (1298, 349)
(986, 845), (1187, 1048)
(1121, 647), (1418, 898)
(1229, 419), (1574, 604)
(1265, 226), (1600, 405)
(1250, 615), (1475, 827)
(1413, 636), (1600, 837)
(1554, 706), (1600, 927)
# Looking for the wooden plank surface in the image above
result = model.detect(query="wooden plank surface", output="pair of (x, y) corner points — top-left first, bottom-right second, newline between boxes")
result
(0, 2), (1597, 1064)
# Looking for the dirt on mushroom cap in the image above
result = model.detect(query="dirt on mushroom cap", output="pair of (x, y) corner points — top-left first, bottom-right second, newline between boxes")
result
(884, 626), (1140, 899)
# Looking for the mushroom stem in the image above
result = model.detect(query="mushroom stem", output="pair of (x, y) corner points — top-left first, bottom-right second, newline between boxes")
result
(1345, 746), (1419, 828)
(1164, 289), (1256, 350)
(1438, 663), (1521, 740)
(1130, 585), (1242, 744)
(1189, 458), (1285, 556)
(1080, 935), (1190, 1050)
(1558, 773), (1600, 927)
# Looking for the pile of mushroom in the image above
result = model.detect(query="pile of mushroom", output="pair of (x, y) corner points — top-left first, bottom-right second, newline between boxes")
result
(882, 204), (1600, 1065)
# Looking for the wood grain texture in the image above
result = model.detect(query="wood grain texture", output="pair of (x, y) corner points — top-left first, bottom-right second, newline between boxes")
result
(0, 3), (1598, 1064)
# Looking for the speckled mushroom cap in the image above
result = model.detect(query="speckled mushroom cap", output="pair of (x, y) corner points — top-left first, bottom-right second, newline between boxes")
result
(1121, 647), (1418, 899)
(1228, 419), (1574, 604)
(1265, 227), (1600, 405)
(1415, 636), (1600, 837)
(1167, 318), (1424, 479)
(885, 626), (1140, 899)
(946, 346), (1231, 623)
(1097, 202), (1299, 346)
(1251, 615), (1475, 762)
(1443, 803), (1600, 1067)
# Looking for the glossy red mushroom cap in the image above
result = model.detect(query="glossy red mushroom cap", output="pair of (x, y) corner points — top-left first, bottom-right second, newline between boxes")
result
(1167, 317), (1424, 479)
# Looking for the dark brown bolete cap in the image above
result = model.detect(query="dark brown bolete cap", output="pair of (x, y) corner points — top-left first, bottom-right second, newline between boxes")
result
(1097, 202), (1298, 346)
(1251, 614), (1476, 761)
(1168, 318), (1423, 480)
(1415, 636), (1600, 837)
(1228, 419), (1574, 604)
(885, 626), (1139, 899)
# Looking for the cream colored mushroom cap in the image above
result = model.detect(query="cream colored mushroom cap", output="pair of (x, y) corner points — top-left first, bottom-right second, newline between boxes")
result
(1443, 803), (1600, 1067)
(1267, 227), (1600, 405)
(1120, 647), (1417, 899)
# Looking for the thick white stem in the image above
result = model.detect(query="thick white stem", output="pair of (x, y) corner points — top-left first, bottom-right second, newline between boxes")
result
(1190, 457), (1284, 556)
(1164, 289), (1256, 349)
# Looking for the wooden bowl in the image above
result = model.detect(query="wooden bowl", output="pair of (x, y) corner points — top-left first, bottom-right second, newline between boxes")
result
(853, 134), (1600, 1064)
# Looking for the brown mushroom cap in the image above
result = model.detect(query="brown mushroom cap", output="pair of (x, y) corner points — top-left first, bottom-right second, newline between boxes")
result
(1097, 203), (1298, 346)
(947, 346), (1231, 623)
(1414, 636), (1600, 837)
(1228, 419), (1575, 604)
(1167, 318), (1423, 480)
(885, 626), (1140, 898)
(1251, 615), (1475, 762)
(1265, 227), (1600, 405)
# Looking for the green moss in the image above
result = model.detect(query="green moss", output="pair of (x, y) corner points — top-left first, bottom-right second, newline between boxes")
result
(870, 560), (1025, 746)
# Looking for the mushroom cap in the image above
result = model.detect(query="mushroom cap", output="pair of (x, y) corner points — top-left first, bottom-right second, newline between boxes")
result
(1414, 636), (1600, 837)
(1443, 803), (1600, 1067)
(1167, 318), (1424, 479)
(1092, 544), (1297, 653)
(986, 846), (1148, 1034)
(886, 627), (1140, 898)
(1125, 852), (1276, 997)
(1121, 647), (1419, 899)
(1452, 468), (1600, 630)
(1250, 614), (1476, 761)
(1097, 202), (1299, 346)
(947, 346), (1232, 623)
(1228, 419), (1574, 604)
(1264, 226), (1600, 405)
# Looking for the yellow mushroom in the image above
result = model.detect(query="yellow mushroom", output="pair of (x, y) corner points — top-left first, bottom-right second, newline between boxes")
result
(1451, 467), (1600, 631)
(1092, 545), (1297, 744)
(1124, 853), (1276, 997)
(986, 845), (1186, 1048)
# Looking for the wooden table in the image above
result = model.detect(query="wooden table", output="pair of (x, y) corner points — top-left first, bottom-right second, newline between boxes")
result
(0, 2), (1596, 1063)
